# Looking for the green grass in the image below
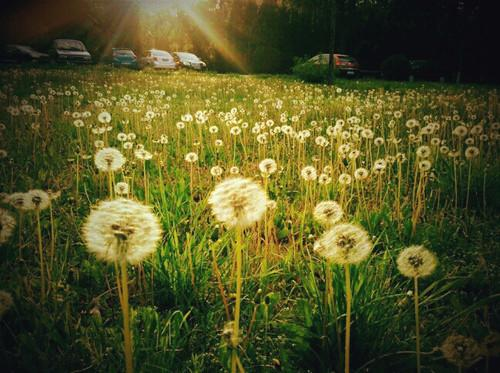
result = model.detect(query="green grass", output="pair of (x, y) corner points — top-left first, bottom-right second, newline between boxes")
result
(0, 66), (498, 372)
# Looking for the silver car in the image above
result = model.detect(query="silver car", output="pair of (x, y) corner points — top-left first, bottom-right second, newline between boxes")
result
(52, 39), (92, 64)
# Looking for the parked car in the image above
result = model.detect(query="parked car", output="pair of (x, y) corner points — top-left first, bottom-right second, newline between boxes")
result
(173, 52), (206, 70)
(141, 49), (178, 69)
(0, 44), (49, 64)
(308, 53), (360, 77)
(111, 48), (140, 69)
(51, 39), (92, 64)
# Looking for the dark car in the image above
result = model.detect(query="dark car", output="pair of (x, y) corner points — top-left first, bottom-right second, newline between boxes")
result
(308, 53), (361, 77)
(0, 44), (49, 64)
(51, 39), (92, 64)
(111, 48), (140, 69)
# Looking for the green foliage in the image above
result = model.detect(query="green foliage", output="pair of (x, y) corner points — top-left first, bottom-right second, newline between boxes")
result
(292, 59), (329, 83)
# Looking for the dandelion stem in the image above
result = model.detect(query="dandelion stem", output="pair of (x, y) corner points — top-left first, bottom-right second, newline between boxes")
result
(344, 263), (352, 373)
(36, 210), (45, 303)
(119, 257), (134, 373)
(231, 227), (244, 373)
(414, 276), (421, 373)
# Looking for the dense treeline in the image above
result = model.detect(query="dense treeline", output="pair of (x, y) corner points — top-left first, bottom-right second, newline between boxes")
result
(0, 0), (497, 82)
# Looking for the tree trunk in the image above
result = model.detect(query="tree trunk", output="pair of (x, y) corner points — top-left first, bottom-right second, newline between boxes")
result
(328, 0), (337, 85)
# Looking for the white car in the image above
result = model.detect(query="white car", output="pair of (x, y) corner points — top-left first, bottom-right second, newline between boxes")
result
(142, 49), (178, 69)
(174, 52), (206, 70)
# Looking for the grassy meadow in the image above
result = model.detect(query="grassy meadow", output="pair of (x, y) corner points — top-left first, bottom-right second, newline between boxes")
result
(0, 66), (499, 372)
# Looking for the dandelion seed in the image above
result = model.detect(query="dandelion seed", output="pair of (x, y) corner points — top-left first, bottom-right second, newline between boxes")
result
(313, 201), (343, 227)
(338, 173), (352, 186)
(397, 245), (437, 278)
(208, 177), (268, 229)
(82, 199), (162, 264)
(354, 167), (369, 181)
(0, 209), (16, 244)
(315, 223), (372, 264)
(418, 160), (432, 172)
(114, 182), (129, 196)
(95, 148), (126, 172)
(301, 166), (317, 181)
(98, 111), (112, 124)
(27, 189), (50, 211)
(416, 145), (431, 158)
(259, 159), (277, 176)
(441, 335), (481, 369)
(464, 146), (480, 160)
(185, 152), (198, 163)
(210, 166), (224, 177)
(7, 193), (34, 211)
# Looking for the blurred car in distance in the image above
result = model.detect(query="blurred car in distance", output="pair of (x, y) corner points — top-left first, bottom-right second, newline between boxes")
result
(308, 53), (360, 77)
(0, 44), (49, 64)
(173, 52), (206, 70)
(141, 49), (178, 69)
(51, 39), (92, 64)
(111, 48), (140, 69)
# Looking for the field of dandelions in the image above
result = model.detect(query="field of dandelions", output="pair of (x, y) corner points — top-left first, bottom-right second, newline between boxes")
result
(0, 66), (499, 373)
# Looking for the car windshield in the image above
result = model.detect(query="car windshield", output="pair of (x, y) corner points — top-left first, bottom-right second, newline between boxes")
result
(55, 40), (85, 51)
(152, 50), (172, 58)
(176, 52), (200, 62)
(114, 49), (135, 57)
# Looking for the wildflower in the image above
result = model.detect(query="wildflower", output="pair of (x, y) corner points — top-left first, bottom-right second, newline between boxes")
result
(452, 125), (468, 138)
(259, 159), (277, 176)
(185, 152), (198, 163)
(208, 177), (268, 229)
(82, 199), (162, 264)
(441, 335), (481, 369)
(0, 209), (16, 244)
(418, 160), (432, 172)
(464, 146), (480, 160)
(313, 201), (343, 226)
(97, 111), (112, 124)
(134, 149), (153, 160)
(0, 290), (13, 318)
(416, 145), (431, 159)
(338, 173), (352, 185)
(397, 245), (437, 278)
(230, 166), (240, 175)
(301, 166), (317, 181)
(354, 167), (370, 181)
(6, 193), (34, 211)
(374, 137), (385, 146)
(95, 148), (126, 172)
(27, 189), (50, 211)
(315, 223), (372, 264)
(210, 166), (224, 177)
(318, 174), (332, 185)
(114, 182), (129, 196)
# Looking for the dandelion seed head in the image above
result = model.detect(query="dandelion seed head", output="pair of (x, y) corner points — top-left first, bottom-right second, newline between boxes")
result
(114, 182), (129, 196)
(27, 189), (50, 211)
(0, 209), (16, 244)
(185, 152), (198, 163)
(7, 192), (34, 211)
(397, 245), (437, 278)
(208, 177), (268, 229)
(313, 201), (343, 227)
(301, 166), (317, 181)
(441, 335), (481, 368)
(95, 148), (126, 172)
(82, 199), (162, 264)
(316, 223), (373, 264)
(259, 158), (277, 176)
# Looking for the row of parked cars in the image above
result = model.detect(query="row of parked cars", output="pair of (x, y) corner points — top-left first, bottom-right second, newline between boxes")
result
(0, 39), (207, 70)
